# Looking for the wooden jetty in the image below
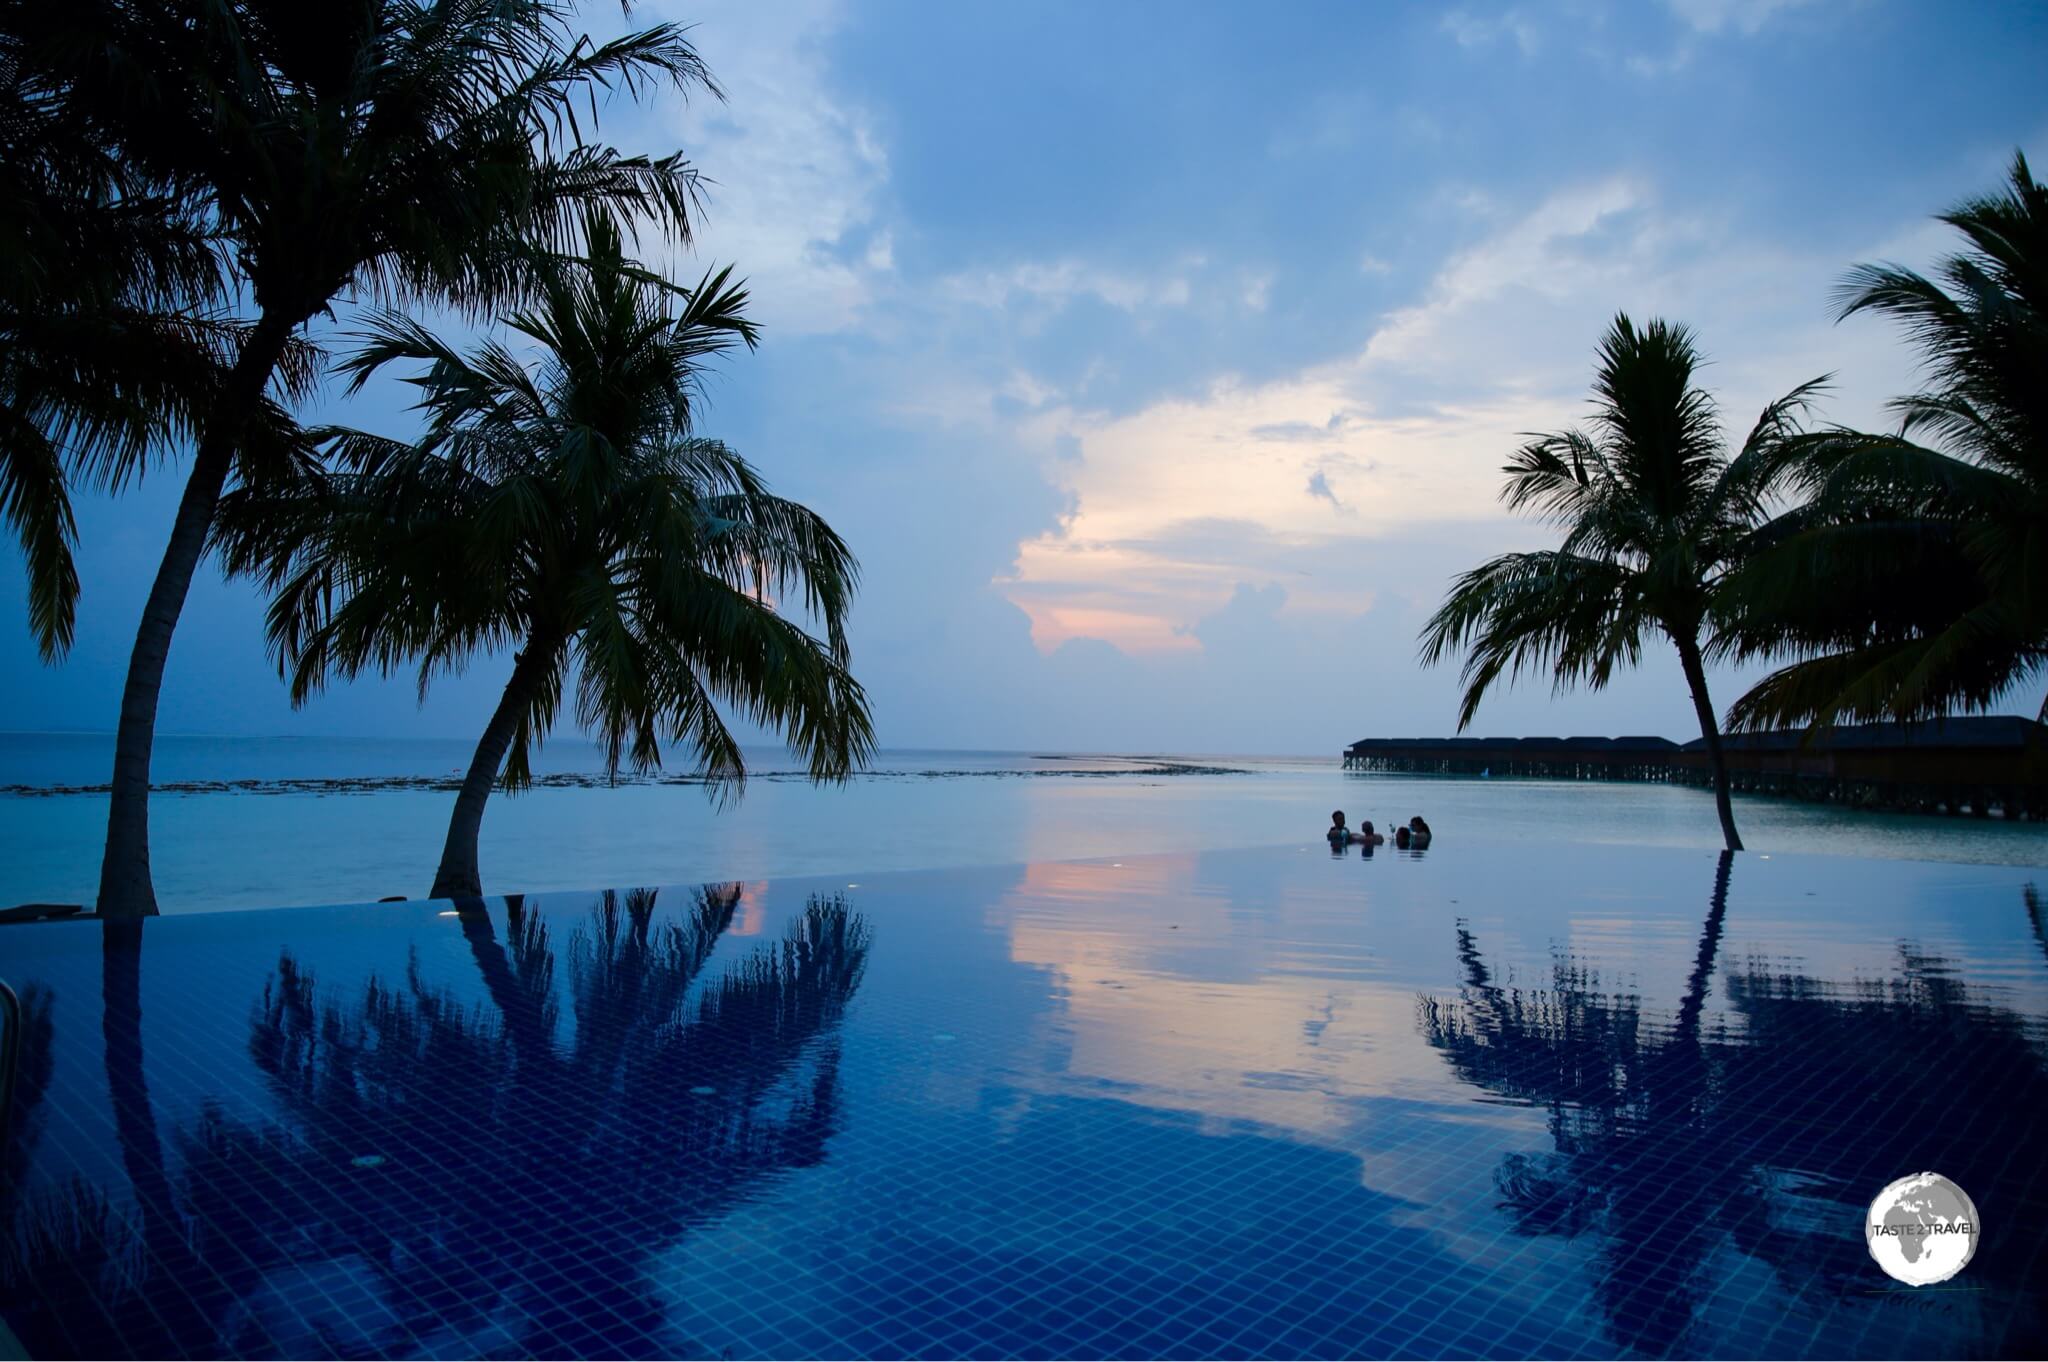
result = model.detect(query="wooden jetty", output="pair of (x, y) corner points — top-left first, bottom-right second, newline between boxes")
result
(1342, 716), (2048, 820)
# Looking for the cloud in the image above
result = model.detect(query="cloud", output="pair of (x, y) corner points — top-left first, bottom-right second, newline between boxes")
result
(996, 373), (1541, 654)
(648, 0), (891, 334)
(1187, 582), (1289, 650)
(1441, 8), (1542, 56)
(1664, 0), (1821, 34)
(1250, 413), (1354, 443)
(1624, 46), (1698, 78)
(1626, 0), (1824, 76)
(1000, 369), (1060, 409)
(942, 258), (1198, 314)
(1361, 177), (1651, 375)
(993, 173), (1930, 659)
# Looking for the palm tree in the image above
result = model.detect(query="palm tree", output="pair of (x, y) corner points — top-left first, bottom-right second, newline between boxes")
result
(0, 2), (243, 660)
(45, 1), (718, 918)
(1417, 315), (1823, 851)
(1718, 152), (2048, 729)
(217, 220), (873, 900)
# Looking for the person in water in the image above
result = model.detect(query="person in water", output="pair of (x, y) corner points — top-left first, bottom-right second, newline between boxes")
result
(1394, 825), (1411, 849)
(1330, 810), (1384, 843)
(1408, 815), (1432, 848)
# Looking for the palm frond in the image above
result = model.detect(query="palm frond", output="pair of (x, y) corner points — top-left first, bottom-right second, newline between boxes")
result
(223, 218), (872, 816)
(1727, 150), (2048, 727)
(1419, 550), (1646, 729)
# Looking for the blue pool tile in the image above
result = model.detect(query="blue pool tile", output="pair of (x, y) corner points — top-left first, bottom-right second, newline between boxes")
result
(2, 844), (2046, 1358)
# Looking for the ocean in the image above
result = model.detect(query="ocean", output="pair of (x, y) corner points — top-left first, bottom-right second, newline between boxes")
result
(2, 731), (2043, 913)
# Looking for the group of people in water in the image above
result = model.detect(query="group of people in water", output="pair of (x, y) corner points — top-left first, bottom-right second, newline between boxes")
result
(1326, 810), (1431, 852)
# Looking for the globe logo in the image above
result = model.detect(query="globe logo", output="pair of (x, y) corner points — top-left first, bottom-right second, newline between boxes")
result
(1865, 1172), (1979, 1286)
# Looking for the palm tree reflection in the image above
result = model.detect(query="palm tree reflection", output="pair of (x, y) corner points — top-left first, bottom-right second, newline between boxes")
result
(2, 886), (870, 1359)
(1419, 856), (2048, 1356)
(2027, 883), (2046, 967)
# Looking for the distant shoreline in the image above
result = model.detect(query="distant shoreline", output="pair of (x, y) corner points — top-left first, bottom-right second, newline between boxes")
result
(0, 757), (1260, 799)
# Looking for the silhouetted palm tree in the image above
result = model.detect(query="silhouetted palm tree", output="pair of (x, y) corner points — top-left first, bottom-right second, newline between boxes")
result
(0, 3), (255, 658)
(1719, 152), (2048, 729)
(1418, 315), (1823, 850)
(219, 219), (872, 899)
(53, 0), (718, 918)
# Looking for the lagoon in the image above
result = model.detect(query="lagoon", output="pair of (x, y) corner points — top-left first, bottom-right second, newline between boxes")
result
(2, 733), (2045, 914)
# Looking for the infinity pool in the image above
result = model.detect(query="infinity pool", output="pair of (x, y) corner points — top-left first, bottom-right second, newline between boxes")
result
(2, 841), (2045, 1359)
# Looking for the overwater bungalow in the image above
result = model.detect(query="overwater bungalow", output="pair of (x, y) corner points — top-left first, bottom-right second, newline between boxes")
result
(1343, 716), (2048, 819)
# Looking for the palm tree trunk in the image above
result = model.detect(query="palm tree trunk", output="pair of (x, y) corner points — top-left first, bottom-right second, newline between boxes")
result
(1676, 633), (1743, 852)
(429, 636), (560, 900)
(95, 314), (299, 918)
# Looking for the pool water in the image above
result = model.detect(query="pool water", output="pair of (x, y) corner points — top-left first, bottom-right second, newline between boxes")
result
(2, 841), (2045, 1359)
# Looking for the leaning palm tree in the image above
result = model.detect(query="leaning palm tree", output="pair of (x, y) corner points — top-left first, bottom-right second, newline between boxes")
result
(47, 0), (717, 918)
(0, 3), (243, 660)
(1418, 315), (1824, 851)
(217, 220), (872, 900)
(1717, 152), (2048, 729)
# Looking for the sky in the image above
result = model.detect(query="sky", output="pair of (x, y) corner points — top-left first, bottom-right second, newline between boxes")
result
(4, 0), (2047, 756)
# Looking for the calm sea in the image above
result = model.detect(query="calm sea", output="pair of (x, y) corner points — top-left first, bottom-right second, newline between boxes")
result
(2, 731), (2042, 913)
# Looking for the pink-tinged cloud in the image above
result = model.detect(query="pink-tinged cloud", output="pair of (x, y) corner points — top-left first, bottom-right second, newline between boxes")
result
(989, 176), (1927, 659)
